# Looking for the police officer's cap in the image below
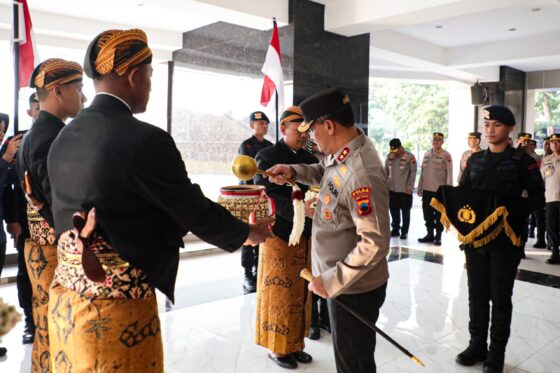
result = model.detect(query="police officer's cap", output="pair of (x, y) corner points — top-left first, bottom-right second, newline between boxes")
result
(389, 138), (401, 153)
(483, 105), (516, 126)
(550, 133), (560, 142)
(468, 132), (481, 139)
(433, 132), (445, 140)
(517, 132), (532, 140)
(250, 111), (269, 123)
(298, 87), (353, 132)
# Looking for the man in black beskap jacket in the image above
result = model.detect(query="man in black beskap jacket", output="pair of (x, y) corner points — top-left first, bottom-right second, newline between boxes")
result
(254, 106), (318, 369)
(45, 28), (272, 371)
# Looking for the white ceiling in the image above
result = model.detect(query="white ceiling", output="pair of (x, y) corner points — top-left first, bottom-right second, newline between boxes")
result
(396, 3), (560, 48)
(1, 0), (560, 82)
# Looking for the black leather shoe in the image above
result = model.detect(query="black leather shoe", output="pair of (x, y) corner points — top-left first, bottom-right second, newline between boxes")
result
(0, 347), (6, 357)
(418, 235), (434, 243)
(433, 238), (442, 246)
(533, 240), (547, 249)
(308, 326), (320, 340)
(292, 350), (312, 364)
(243, 273), (257, 294)
(528, 231), (535, 238)
(390, 230), (400, 237)
(22, 312), (35, 345)
(455, 345), (487, 366)
(268, 353), (297, 369)
(400, 233), (408, 239)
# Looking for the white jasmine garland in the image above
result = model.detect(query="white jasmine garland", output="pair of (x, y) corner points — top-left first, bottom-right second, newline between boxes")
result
(289, 184), (305, 246)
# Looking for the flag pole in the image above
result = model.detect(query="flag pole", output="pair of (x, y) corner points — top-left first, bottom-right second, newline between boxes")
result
(12, 0), (20, 133)
(273, 17), (279, 143)
(275, 90), (279, 143)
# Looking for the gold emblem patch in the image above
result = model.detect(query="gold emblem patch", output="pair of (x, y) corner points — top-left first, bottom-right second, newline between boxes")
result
(342, 94), (350, 104)
(458, 205), (476, 224)
(324, 194), (332, 205)
(333, 175), (342, 188)
(483, 109), (490, 120)
(324, 209), (332, 220)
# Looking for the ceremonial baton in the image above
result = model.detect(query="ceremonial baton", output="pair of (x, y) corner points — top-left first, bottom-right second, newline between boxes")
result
(300, 268), (425, 367)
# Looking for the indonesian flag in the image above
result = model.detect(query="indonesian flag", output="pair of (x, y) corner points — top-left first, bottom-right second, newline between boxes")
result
(14, 0), (38, 88)
(260, 19), (284, 110)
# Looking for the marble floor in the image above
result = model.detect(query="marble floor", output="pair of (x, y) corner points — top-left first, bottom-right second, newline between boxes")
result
(2, 245), (560, 372)
(1, 200), (560, 372)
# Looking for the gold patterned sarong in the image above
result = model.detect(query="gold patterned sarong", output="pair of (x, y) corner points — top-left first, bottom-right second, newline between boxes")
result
(48, 230), (163, 372)
(25, 208), (58, 372)
(255, 236), (312, 354)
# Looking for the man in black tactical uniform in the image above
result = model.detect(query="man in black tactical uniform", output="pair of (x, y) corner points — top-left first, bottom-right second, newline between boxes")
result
(238, 111), (273, 293)
(457, 106), (545, 373)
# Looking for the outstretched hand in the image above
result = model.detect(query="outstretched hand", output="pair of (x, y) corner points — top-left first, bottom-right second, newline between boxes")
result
(266, 164), (294, 185)
(244, 217), (275, 246)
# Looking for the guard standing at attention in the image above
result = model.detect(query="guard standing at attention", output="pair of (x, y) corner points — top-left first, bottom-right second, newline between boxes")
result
(541, 133), (560, 264)
(237, 111), (273, 293)
(418, 132), (453, 246)
(385, 138), (416, 239)
(457, 105), (545, 373)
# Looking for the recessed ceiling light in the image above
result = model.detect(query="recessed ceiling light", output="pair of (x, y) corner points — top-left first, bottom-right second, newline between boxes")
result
(531, 8), (541, 12)
(509, 28), (517, 32)
(435, 25), (443, 29)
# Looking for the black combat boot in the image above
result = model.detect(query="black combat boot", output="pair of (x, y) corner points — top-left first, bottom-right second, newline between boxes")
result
(483, 350), (504, 373)
(418, 234), (434, 243)
(433, 232), (442, 246)
(547, 247), (560, 264)
(22, 308), (35, 344)
(455, 344), (487, 366)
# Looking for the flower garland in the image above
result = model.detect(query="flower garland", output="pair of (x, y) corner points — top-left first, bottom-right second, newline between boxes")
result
(0, 298), (21, 338)
(289, 185), (305, 246)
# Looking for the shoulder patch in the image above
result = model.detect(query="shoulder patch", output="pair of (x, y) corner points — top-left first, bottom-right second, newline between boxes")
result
(337, 147), (351, 163)
(351, 187), (373, 216)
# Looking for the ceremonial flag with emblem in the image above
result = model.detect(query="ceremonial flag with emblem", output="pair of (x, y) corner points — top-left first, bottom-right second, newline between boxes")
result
(430, 186), (528, 248)
(260, 18), (284, 111)
(13, 0), (38, 88)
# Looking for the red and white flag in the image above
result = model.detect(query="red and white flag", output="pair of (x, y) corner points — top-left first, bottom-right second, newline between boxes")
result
(260, 19), (284, 111)
(14, 0), (38, 88)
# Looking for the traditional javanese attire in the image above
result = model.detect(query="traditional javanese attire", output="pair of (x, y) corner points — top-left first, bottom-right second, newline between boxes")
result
(16, 58), (83, 372)
(254, 108), (317, 355)
(46, 29), (249, 372)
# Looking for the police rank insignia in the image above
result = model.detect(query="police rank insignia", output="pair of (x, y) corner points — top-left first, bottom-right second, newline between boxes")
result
(324, 209), (332, 220)
(324, 194), (332, 205)
(351, 187), (372, 216)
(458, 205), (476, 224)
(337, 147), (351, 162)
